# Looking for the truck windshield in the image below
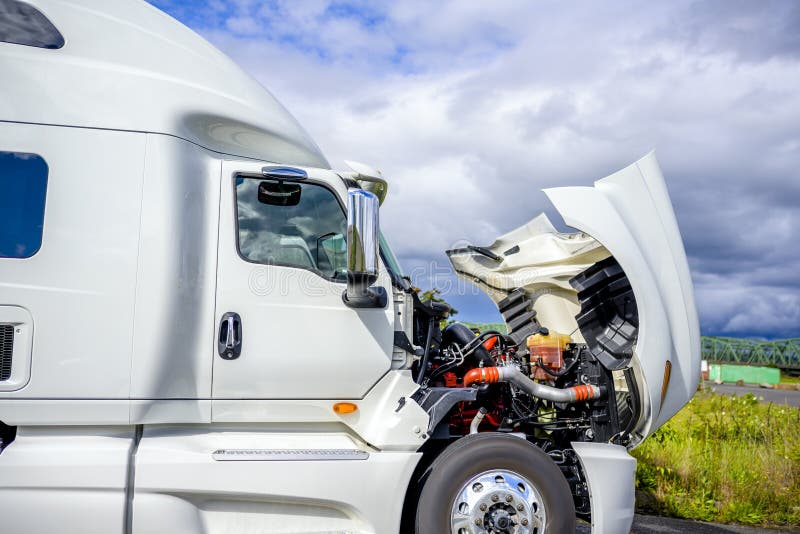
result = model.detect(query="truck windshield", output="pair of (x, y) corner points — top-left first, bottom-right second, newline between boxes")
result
(379, 232), (405, 282)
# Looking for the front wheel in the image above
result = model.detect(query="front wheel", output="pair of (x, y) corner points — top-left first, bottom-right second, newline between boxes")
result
(415, 433), (576, 534)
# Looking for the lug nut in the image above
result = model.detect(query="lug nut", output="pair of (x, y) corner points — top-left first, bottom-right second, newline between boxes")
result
(474, 518), (482, 526)
(491, 494), (499, 502)
(517, 504), (524, 511)
(479, 503), (488, 511)
(521, 518), (529, 526)
(506, 495), (513, 503)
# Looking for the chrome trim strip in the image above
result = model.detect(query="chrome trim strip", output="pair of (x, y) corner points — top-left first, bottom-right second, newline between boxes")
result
(212, 448), (370, 461)
(261, 166), (308, 180)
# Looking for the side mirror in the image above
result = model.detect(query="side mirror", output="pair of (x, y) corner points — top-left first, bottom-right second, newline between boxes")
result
(257, 181), (302, 206)
(342, 189), (388, 308)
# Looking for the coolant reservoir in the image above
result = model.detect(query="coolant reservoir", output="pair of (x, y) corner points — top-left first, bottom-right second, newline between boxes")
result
(527, 331), (571, 380)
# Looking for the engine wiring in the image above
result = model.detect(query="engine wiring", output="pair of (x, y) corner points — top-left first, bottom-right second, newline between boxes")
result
(413, 321), (626, 449)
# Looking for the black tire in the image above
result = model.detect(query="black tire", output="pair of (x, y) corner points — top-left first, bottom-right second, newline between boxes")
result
(415, 433), (576, 534)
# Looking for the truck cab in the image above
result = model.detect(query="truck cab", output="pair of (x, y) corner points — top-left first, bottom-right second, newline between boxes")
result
(0, 1), (700, 533)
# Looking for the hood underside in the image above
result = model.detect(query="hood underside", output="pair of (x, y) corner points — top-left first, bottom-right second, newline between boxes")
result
(447, 213), (610, 343)
(446, 152), (701, 445)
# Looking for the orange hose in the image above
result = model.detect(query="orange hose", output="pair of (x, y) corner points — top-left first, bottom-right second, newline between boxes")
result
(571, 385), (589, 401)
(463, 367), (499, 387)
(462, 366), (600, 403)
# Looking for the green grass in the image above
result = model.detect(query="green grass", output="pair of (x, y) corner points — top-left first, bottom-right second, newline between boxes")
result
(781, 372), (800, 385)
(632, 391), (800, 526)
(459, 321), (508, 333)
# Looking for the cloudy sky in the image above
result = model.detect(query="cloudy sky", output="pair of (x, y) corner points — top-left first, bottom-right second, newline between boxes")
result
(150, 0), (800, 339)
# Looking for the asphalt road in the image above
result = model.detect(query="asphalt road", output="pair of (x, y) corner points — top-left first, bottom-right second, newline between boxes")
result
(708, 383), (800, 407)
(576, 514), (800, 533)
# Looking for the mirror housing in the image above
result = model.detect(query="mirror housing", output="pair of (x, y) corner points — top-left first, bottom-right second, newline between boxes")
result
(343, 188), (388, 308)
(343, 160), (388, 205)
(257, 181), (302, 206)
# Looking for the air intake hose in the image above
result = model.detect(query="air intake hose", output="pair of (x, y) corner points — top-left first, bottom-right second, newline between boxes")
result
(463, 366), (603, 403)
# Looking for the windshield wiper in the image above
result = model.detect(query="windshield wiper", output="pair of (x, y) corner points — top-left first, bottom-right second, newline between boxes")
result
(468, 245), (502, 262)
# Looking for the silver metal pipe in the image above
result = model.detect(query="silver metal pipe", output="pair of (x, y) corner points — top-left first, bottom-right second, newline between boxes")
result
(470, 407), (487, 434)
(496, 366), (602, 403)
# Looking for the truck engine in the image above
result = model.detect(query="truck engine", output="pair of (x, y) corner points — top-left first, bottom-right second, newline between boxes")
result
(406, 256), (641, 517)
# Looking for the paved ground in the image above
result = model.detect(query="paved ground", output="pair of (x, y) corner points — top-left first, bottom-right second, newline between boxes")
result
(576, 514), (800, 533)
(709, 383), (800, 407)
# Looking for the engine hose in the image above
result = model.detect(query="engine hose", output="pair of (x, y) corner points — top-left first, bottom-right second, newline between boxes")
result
(415, 316), (436, 385)
(535, 355), (579, 378)
(462, 366), (603, 403)
(470, 407), (487, 434)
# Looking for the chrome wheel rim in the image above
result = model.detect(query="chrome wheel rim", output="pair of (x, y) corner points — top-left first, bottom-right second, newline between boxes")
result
(450, 470), (546, 534)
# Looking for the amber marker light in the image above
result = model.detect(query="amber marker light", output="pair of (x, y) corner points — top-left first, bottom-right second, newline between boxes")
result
(661, 360), (672, 405)
(333, 402), (358, 414)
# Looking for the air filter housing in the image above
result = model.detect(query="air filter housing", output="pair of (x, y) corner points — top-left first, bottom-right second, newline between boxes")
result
(497, 288), (542, 345)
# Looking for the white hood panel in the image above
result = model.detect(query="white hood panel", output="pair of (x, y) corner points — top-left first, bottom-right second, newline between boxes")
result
(448, 152), (700, 442)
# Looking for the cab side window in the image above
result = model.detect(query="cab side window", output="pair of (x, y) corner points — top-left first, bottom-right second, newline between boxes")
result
(0, 0), (65, 49)
(235, 177), (347, 281)
(0, 151), (48, 258)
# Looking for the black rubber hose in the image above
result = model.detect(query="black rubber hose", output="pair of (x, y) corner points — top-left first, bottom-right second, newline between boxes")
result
(442, 323), (491, 368)
(534, 355), (580, 378)
(416, 316), (436, 385)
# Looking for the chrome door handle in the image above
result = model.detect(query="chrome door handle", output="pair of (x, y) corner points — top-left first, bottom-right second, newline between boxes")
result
(218, 312), (242, 360)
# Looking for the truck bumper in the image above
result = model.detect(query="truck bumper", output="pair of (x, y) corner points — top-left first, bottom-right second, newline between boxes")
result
(572, 442), (636, 534)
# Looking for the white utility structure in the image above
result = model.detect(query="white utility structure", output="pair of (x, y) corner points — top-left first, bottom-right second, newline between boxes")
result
(0, 1), (700, 533)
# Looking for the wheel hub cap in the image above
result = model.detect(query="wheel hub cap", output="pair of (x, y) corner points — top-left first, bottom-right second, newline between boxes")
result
(450, 470), (546, 534)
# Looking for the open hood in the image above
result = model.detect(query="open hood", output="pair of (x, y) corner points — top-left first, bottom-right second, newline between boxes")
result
(447, 152), (700, 445)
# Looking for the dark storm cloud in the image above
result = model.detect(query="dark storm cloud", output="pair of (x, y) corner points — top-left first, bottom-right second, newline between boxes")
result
(667, 0), (800, 62)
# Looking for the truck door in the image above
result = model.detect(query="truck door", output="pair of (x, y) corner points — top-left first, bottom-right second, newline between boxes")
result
(212, 161), (394, 399)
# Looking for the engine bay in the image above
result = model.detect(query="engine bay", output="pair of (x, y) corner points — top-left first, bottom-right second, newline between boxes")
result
(406, 256), (641, 516)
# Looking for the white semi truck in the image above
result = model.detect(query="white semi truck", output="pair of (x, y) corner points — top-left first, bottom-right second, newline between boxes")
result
(0, 1), (701, 533)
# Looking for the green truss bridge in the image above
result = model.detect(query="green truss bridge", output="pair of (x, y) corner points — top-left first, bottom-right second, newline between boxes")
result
(462, 323), (800, 371)
(702, 337), (800, 371)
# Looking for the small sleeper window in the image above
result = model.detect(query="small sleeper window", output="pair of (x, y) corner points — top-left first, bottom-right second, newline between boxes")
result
(0, 0), (64, 49)
(0, 151), (48, 258)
